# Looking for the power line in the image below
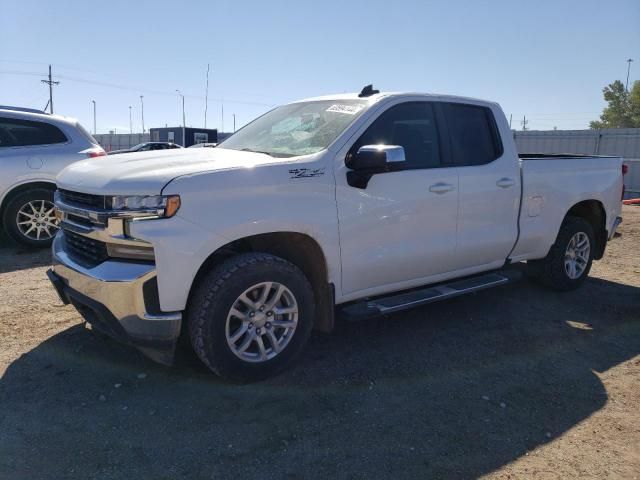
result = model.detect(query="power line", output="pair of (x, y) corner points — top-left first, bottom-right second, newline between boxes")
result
(1, 69), (276, 107)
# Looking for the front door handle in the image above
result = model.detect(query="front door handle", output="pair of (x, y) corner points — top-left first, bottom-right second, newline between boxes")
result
(429, 182), (455, 194)
(496, 177), (516, 188)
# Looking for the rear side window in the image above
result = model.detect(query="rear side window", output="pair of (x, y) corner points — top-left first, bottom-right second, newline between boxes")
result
(0, 117), (68, 148)
(351, 102), (441, 169)
(443, 104), (502, 166)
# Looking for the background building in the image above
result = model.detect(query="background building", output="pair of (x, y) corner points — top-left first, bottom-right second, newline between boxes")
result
(150, 127), (218, 147)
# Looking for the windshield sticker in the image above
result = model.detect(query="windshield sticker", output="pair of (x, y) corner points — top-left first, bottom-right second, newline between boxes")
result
(289, 168), (325, 179)
(326, 104), (364, 115)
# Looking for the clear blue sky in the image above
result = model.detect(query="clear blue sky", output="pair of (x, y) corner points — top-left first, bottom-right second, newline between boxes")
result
(1, 0), (638, 133)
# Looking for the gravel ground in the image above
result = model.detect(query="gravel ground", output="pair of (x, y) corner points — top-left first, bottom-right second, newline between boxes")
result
(0, 206), (639, 479)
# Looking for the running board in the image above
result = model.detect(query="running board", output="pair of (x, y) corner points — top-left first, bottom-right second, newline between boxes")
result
(340, 271), (520, 321)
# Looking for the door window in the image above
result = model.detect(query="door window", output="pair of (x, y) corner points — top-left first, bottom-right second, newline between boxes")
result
(442, 103), (503, 166)
(0, 117), (67, 147)
(350, 102), (442, 169)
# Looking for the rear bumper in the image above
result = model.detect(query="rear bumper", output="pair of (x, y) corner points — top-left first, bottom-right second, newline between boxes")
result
(48, 233), (182, 365)
(609, 216), (623, 240)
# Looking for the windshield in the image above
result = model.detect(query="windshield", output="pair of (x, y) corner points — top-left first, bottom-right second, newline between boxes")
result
(218, 100), (369, 157)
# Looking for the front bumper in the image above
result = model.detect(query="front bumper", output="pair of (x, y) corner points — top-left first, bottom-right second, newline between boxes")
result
(48, 233), (182, 365)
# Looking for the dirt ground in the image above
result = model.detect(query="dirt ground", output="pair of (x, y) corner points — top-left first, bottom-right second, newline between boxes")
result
(0, 207), (638, 480)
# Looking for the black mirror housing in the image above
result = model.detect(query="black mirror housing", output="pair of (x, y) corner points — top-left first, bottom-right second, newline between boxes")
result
(347, 148), (388, 171)
(346, 145), (406, 171)
(346, 145), (407, 189)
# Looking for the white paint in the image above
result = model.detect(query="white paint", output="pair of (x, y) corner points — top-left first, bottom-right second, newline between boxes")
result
(0, 108), (103, 207)
(54, 92), (624, 313)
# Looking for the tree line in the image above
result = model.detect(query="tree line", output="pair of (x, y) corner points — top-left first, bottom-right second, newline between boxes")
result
(590, 80), (640, 129)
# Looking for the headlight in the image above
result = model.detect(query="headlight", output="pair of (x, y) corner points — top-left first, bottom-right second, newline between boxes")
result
(107, 195), (181, 219)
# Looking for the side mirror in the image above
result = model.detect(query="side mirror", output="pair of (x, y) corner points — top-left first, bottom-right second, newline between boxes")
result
(347, 145), (406, 171)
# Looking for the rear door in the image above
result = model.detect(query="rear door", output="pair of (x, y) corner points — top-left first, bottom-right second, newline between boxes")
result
(440, 102), (520, 270)
(335, 101), (459, 297)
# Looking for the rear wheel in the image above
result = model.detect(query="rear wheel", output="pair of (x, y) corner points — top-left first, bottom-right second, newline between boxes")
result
(2, 188), (59, 248)
(188, 253), (315, 382)
(527, 216), (594, 291)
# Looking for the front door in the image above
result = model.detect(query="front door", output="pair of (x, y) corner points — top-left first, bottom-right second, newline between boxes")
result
(335, 101), (459, 297)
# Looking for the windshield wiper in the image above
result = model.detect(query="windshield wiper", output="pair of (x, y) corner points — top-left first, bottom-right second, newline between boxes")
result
(240, 148), (274, 157)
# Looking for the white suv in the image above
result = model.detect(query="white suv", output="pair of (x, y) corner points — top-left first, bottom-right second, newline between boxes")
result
(0, 106), (104, 247)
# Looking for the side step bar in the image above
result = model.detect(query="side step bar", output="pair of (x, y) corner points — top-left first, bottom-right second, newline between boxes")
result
(340, 271), (521, 321)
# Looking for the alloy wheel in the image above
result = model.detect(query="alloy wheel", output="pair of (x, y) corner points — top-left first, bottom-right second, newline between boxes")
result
(564, 232), (590, 279)
(225, 281), (299, 363)
(16, 200), (59, 241)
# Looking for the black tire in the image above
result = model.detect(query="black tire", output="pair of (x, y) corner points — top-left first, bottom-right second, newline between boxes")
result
(2, 188), (58, 248)
(527, 216), (595, 291)
(188, 253), (315, 382)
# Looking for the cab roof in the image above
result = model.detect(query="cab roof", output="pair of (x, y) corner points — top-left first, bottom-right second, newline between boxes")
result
(294, 91), (499, 108)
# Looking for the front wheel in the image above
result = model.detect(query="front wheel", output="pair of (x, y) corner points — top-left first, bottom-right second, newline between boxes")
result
(188, 253), (315, 382)
(527, 216), (595, 291)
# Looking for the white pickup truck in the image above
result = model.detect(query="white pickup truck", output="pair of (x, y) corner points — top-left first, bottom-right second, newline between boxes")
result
(48, 87), (624, 381)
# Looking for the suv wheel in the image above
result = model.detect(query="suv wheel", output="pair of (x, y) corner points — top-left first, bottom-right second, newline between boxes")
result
(188, 253), (315, 382)
(527, 216), (595, 291)
(2, 188), (59, 248)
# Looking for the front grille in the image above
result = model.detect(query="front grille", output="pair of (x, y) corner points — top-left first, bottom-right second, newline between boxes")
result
(63, 230), (108, 266)
(58, 189), (105, 209)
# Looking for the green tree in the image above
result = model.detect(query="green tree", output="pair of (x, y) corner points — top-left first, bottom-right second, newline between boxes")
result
(630, 80), (640, 126)
(590, 80), (640, 128)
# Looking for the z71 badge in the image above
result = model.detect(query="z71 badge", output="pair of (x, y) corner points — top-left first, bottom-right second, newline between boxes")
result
(289, 168), (325, 179)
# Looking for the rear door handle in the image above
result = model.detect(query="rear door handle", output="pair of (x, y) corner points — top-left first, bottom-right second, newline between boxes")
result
(496, 177), (516, 188)
(429, 182), (455, 194)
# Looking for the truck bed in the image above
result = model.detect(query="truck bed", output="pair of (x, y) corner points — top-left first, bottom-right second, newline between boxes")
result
(509, 153), (623, 262)
(518, 153), (618, 160)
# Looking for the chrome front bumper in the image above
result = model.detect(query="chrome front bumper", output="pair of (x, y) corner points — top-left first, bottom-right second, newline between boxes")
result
(48, 233), (182, 365)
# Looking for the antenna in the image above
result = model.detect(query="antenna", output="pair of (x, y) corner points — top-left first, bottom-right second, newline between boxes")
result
(358, 84), (380, 97)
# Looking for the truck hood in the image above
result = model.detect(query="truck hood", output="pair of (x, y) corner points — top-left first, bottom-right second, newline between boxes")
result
(56, 148), (288, 195)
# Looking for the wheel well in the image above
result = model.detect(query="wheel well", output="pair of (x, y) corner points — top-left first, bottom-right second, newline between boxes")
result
(565, 200), (607, 259)
(189, 232), (335, 333)
(0, 182), (56, 218)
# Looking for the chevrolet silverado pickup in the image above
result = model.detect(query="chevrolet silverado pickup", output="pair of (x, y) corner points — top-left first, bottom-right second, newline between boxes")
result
(48, 86), (624, 381)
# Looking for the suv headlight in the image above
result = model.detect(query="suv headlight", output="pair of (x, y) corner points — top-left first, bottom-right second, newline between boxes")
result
(107, 195), (181, 219)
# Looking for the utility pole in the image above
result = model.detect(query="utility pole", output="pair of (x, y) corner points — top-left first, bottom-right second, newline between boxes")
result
(521, 115), (528, 131)
(91, 100), (96, 134)
(41, 65), (59, 114)
(204, 63), (210, 128)
(509, 114), (512, 129)
(233, 114), (236, 133)
(176, 90), (186, 146)
(221, 103), (224, 132)
(626, 58), (634, 92)
(140, 95), (145, 133)
(129, 106), (133, 134)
